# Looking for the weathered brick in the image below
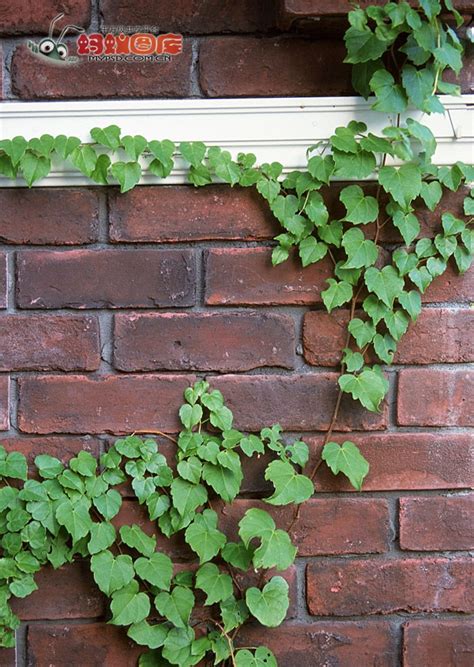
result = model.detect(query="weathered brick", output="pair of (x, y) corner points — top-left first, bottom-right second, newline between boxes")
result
(422, 262), (474, 302)
(0, 377), (8, 431)
(309, 433), (474, 492)
(211, 374), (387, 431)
(0, 647), (14, 666)
(114, 312), (295, 372)
(399, 495), (474, 551)
(403, 619), (474, 667)
(109, 185), (278, 243)
(0, 315), (100, 371)
(101, 0), (277, 33)
(0, 0), (91, 35)
(398, 369), (474, 426)
(307, 557), (473, 616)
(199, 37), (352, 96)
(220, 498), (390, 555)
(17, 374), (194, 434)
(0, 436), (100, 475)
(0, 252), (6, 308)
(0, 189), (99, 244)
(238, 621), (397, 667)
(205, 248), (332, 305)
(11, 42), (192, 100)
(26, 623), (141, 667)
(303, 308), (474, 366)
(12, 561), (105, 619)
(16, 249), (196, 309)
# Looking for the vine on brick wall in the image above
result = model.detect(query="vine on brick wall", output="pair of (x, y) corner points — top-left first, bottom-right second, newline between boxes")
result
(0, 1), (473, 665)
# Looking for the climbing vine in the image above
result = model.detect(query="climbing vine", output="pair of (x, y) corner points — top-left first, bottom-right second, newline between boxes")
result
(0, 1), (472, 664)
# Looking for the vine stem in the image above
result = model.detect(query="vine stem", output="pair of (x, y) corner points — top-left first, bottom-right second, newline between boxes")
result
(132, 429), (177, 444)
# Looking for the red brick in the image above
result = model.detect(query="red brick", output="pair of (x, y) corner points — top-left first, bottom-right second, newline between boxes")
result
(0, 0), (91, 35)
(220, 498), (390, 555)
(16, 249), (196, 309)
(303, 308), (474, 366)
(211, 373), (387, 431)
(0, 252), (6, 309)
(308, 433), (474, 492)
(0, 315), (100, 371)
(114, 312), (295, 372)
(422, 262), (474, 303)
(101, 0), (277, 33)
(399, 495), (474, 551)
(403, 619), (474, 667)
(27, 623), (141, 667)
(0, 648), (14, 666)
(398, 369), (474, 426)
(11, 42), (192, 100)
(199, 37), (352, 97)
(0, 377), (9, 431)
(238, 621), (397, 667)
(109, 185), (278, 243)
(307, 557), (473, 616)
(17, 374), (194, 434)
(205, 248), (332, 305)
(0, 189), (99, 244)
(0, 436), (100, 475)
(12, 561), (105, 620)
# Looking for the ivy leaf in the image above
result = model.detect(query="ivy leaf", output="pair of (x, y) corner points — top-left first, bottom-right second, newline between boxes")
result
(179, 141), (206, 168)
(264, 460), (313, 505)
(352, 59), (384, 98)
(221, 541), (253, 571)
(120, 525), (156, 557)
(286, 440), (309, 467)
(220, 597), (250, 632)
(239, 508), (296, 571)
(90, 550), (135, 595)
(0, 452), (28, 481)
(9, 575), (38, 599)
(110, 580), (150, 626)
(162, 627), (195, 666)
(20, 152), (51, 187)
(330, 126), (359, 154)
(245, 577), (289, 627)
(184, 509), (226, 564)
(392, 210), (420, 246)
(171, 479), (208, 516)
(240, 435), (264, 457)
(348, 318), (376, 347)
(91, 124), (121, 149)
(379, 165), (422, 209)
(134, 552), (173, 591)
(179, 404), (203, 430)
(121, 135), (147, 161)
(340, 184), (379, 224)
(383, 310), (410, 341)
(409, 266), (433, 292)
(434, 43), (462, 75)
(148, 140), (175, 178)
(427, 256), (447, 277)
(344, 27), (387, 63)
(333, 149), (376, 179)
(339, 368), (388, 412)
(322, 441), (369, 490)
(364, 266), (405, 308)
(373, 333), (397, 363)
(55, 498), (92, 542)
(111, 161), (141, 193)
(298, 237), (328, 267)
(341, 228), (378, 269)
(54, 135), (81, 160)
(202, 459), (242, 503)
(155, 586), (194, 629)
(307, 155), (334, 183)
(69, 145), (97, 177)
(370, 70), (408, 113)
(321, 279), (353, 313)
(402, 65), (434, 110)
(87, 522), (116, 555)
(93, 489), (122, 520)
(128, 621), (169, 649)
(235, 648), (277, 667)
(398, 290), (422, 321)
(70, 450), (97, 477)
(90, 154), (111, 185)
(195, 563), (233, 605)
(434, 233), (457, 259)
(392, 249), (418, 277)
(441, 213), (465, 236)
(177, 457), (202, 485)
(319, 221), (343, 248)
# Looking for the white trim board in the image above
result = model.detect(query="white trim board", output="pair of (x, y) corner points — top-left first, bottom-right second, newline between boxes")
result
(0, 95), (472, 188)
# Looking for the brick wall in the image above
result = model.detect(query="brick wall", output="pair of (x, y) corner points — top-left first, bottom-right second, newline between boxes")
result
(0, 2), (473, 666)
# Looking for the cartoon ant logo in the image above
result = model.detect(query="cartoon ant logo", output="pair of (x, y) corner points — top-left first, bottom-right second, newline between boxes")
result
(27, 13), (84, 63)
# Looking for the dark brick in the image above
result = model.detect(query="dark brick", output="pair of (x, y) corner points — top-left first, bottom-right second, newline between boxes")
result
(0, 0), (91, 35)
(0, 252), (6, 308)
(403, 619), (474, 667)
(16, 249), (196, 309)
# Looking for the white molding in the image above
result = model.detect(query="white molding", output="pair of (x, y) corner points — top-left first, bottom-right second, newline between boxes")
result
(0, 95), (472, 187)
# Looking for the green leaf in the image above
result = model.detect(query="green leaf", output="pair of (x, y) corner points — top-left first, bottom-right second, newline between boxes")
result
(420, 181), (442, 211)
(54, 135), (81, 160)
(434, 43), (462, 75)
(70, 450), (97, 477)
(128, 621), (169, 649)
(239, 508), (296, 571)
(221, 541), (253, 571)
(342, 349), (365, 373)
(319, 221), (343, 248)
(384, 310), (410, 341)
(364, 266), (405, 308)
(120, 525), (156, 557)
(220, 597), (250, 632)
(434, 233), (457, 259)
(393, 249), (418, 277)
(90, 154), (110, 185)
(93, 489), (122, 520)
(305, 192), (329, 226)
(352, 59), (384, 98)
(177, 456), (202, 485)
(111, 161), (141, 193)
(135, 552), (173, 591)
(333, 149), (376, 179)
(392, 210), (420, 246)
(121, 135), (147, 161)
(330, 126), (359, 154)
(426, 256), (447, 277)
(409, 266), (433, 292)
(348, 318), (376, 348)
(20, 152), (51, 187)
(91, 125), (121, 149)
(195, 563), (233, 605)
(370, 70), (408, 113)
(179, 141), (206, 168)
(373, 333), (397, 363)
(235, 648), (277, 667)
(202, 460), (242, 503)
(286, 440), (309, 467)
(171, 479), (208, 516)
(402, 65), (435, 110)
(322, 441), (369, 490)
(148, 140), (175, 178)
(298, 237), (327, 267)
(245, 577), (289, 627)
(307, 155), (334, 183)
(341, 228), (378, 269)
(69, 145), (97, 177)
(87, 522), (116, 555)
(0, 452), (27, 481)
(441, 213), (465, 236)
(162, 627), (195, 666)
(339, 368), (389, 412)
(146, 493), (171, 521)
(179, 404), (203, 430)
(454, 245), (472, 273)
(184, 509), (226, 564)
(155, 586), (194, 629)
(379, 165), (422, 209)
(55, 498), (92, 542)
(110, 579), (150, 626)
(256, 178), (280, 203)
(9, 575), (38, 599)
(240, 435), (264, 457)
(340, 184), (379, 224)
(344, 27), (388, 63)
(209, 406), (233, 431)
(90, 550), (135, 595)
(264, 460), (313, 505)
(321, 279), (353, 313)
(398, 290), (422, 321)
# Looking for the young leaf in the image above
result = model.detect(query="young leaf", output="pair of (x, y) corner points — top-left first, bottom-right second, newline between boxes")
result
(321, 279), (353, 313)
(322, 441), (369, 490)
(364, 266), (405, 308)
(195, 563), (233, 605)
(264, 460), (313, 505)
(154, 586), (194, 629)
(120, 525), (156, 557)
(235, 648), (277, 667)
(379, 164), (422, 209)
(184, 509), (226, 564)
(245, 577), (289, 627)
(110, 580), (150, 626)
(134, 552), (173, 591)
(340, 184), (379, 224)
(90, 550), (135, 595)
(111, 161), (141, 193)
(91, 125), (121, 149)
(238, 508), (296, 571)
(339, 368), (388, 412)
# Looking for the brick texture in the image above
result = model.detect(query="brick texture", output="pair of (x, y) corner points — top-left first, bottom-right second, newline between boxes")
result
(113, 312), (295, 371)
(109, 185), (278, 242)
(0, 189), (99, 245)
(0, 376), (8, 431)
(399, 495), (474, 551)
(16, 249), (196, 309)
(403, 620), (474, 667)
(0, 0), (91, 35)
(0, 436), (100, 474)
(0, 315), (100, 371)
(398, 369), (474, 426)
(307, 557), (473, 616)
(0, 252), (6, 309)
